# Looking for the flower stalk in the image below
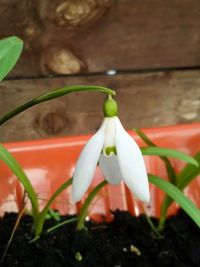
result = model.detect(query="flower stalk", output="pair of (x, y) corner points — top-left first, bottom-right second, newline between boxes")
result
(0, 85), (116, 126)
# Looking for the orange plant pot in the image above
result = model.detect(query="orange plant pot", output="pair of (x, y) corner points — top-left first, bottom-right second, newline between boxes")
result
(0, 123), (200, 221)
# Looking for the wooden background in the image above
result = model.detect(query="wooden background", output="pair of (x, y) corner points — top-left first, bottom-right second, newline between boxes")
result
(0, 0), (200, 142)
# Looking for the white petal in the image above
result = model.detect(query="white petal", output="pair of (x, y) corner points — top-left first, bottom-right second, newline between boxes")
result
(99, 153), (122, 184)
(72, 119), (107, 202)
(103, 117), (116, 149)
(114, 117), (150, 202)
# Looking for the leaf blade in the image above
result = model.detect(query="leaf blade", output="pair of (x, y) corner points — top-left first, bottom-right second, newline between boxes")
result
(0, 36), (23, 81)
(149, 174), (200, 228)
(142, 147), (198, 166)
(0, 144), (39, 216)
(134, 128), (177, 184)
(178, 152), (200, 189)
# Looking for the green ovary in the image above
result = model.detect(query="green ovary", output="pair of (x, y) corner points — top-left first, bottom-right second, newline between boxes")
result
(103, 95), (118, 117)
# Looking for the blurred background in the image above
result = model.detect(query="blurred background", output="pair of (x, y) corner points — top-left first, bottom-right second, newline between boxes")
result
(0, 0), (199, 142)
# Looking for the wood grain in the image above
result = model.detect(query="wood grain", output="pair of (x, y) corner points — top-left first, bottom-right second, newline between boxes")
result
(0, 0), (200, 77)
(0, 70), (199, 142)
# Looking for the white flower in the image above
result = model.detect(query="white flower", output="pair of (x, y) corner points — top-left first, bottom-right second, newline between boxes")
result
(72, 116), (150, 203)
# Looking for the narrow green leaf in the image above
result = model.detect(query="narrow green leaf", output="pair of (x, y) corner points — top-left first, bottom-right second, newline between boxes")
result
(178, 151), (200, 189)
(41, 178), (72, 217)
(46, 218), (78, 234)
(34, 178), (72, 237)
(141, 147), (199, 166)
(149, 174), (200, 228)
(158, 152), (200, 229)
(134, 128), (155, 147)
(134, 128), (177, 184)
(0, 144), (39, 217)
(0, 36), (23, 81)
(76, 180), (108, 231)
(0, 85), (116, 125)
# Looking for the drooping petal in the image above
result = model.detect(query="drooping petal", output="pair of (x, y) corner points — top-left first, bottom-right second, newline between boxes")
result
(114, 117), (150, 202)
(99, 153), (122, 184)
(72, 119), (107, 202)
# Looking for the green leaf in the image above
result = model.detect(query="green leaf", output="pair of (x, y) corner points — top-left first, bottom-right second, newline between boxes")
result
(0, 36), (23, 81)
(158, 152), (200, 229)
(46, 217), (77, 234)
(76, 180), (108, 231)
(134, 128), (155, 147)
(141, 147), (199, 166)
(35, 178), (73, 237)
(0, 144), (39, 218)
(134, 128), (177, 185)
(148, 174), (200, 228)
(0, 85), (116, 125)
(178, 151), (200, 189)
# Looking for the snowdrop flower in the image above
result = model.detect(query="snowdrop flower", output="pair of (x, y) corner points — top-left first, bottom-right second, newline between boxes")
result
(72, 96), (150, 203)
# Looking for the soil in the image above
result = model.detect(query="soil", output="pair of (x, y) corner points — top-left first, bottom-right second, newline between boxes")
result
(0, 209), (199, 267)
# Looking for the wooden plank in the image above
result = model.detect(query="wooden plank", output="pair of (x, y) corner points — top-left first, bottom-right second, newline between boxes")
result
(1, 0), (200, 77)
(0, 70), (199, 142)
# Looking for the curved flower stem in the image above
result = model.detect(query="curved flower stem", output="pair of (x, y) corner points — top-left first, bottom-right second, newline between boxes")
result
(34, 178), (72, 237)
(76, 181), (108, 231)
(0, 85), (116, 125)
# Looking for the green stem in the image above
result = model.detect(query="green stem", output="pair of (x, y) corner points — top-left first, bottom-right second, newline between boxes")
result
(157, 196), (171, 230)
(34, 178), (72, 237)
(144, 213), (163, 238)
(140, 205), (163, 238)
(0, 85), (116, 125)
(76, 180), (108, 231)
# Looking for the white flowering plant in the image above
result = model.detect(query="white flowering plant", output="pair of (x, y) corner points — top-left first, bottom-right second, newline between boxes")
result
(0, 36), (199, 243)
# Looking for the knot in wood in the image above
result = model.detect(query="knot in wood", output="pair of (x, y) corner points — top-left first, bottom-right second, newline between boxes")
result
(24, 24), (37, 37)
(45, 47), (85, 74)
(42, 112), (67, 135)
(54, 0), (113, 28)
(56, 0), (92, 27)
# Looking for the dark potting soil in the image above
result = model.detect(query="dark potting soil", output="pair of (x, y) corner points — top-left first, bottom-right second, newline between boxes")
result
(0, 210), (199, 267)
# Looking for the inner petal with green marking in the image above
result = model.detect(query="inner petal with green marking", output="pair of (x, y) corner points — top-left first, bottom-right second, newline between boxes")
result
(104, 146), (117, 156)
